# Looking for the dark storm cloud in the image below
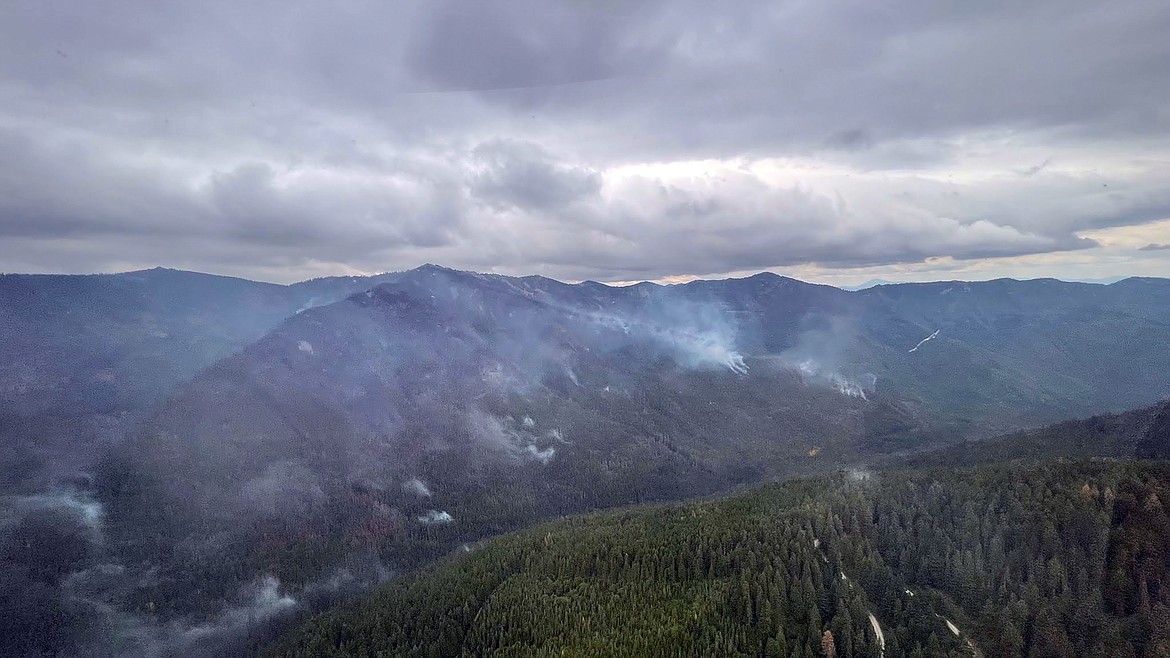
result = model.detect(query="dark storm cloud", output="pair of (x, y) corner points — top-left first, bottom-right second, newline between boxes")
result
(824, 128), (876, 152)
(406, 1), (637, 93)
(0, 0), (1168, 281)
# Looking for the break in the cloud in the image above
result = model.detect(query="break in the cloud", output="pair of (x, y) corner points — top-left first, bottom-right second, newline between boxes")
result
(0, 0), (1167, 283)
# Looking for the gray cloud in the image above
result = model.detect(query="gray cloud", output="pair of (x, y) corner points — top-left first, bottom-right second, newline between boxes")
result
(469, 139), (602, 211)
(1, 0), (1168, 282)
(405, 2), (640, 94)
(824, 128), (876, 152)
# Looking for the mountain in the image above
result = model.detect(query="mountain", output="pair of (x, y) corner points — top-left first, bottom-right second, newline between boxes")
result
(0, 267), (408, 416)
(269, 460), (1170, 658)
(849, 277), (1170, 430)
(0, 267), (403, 492)
(1, 267), (281, 416)
(9, 266), (1166, 424)
(892, 400), (1167, 470)
(3, 265), (1170, 656)
(1136, 401), (1170, 460)
(840, 278), (898, 290)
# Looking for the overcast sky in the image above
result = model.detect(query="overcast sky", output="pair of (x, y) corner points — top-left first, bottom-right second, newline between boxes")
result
(1, 0), (1168, 285)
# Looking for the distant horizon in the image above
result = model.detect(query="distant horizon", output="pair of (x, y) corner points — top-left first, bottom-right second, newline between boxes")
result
(1, 262), (1160, 290)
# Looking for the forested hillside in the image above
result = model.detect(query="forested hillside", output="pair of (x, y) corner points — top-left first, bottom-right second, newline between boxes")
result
(271, 461), (1170, 658)
(891, 400), (1166, 470)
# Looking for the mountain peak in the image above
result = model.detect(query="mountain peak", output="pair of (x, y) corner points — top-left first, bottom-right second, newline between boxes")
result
(412, 263), (457, 274)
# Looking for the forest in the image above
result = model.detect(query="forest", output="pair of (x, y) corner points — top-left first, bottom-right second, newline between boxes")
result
(269, 461), (1170, 658)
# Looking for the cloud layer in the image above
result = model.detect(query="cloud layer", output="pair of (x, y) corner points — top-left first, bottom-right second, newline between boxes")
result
(1, 0), (1168, 283)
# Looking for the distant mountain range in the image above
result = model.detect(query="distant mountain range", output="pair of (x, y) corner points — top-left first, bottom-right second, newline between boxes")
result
(0, 267), (404, 417)
(2, 264), (1169, 656)
(841, 275), (1131, 290)
(5, 265), (1169, 495)
(5, 265), (1167, 423)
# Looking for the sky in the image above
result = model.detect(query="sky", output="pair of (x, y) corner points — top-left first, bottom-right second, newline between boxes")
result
(1, 0), (1168, 286)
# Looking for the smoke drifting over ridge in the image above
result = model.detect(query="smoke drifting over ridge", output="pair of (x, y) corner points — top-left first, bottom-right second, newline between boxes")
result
(402, 478), (431, 497)
(765, 315), (880, 401)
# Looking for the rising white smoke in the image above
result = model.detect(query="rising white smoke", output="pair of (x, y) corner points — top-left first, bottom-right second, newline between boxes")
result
(831, 373), (868, 399)
(831, 372), (878, 400)
(294, 297), (322, 314)
(591, 314), (748, 373)
(548, 294), (749, 375)
(402, 477), (431, 497)
(791, 358), (876, 400)
(466, 410), (560, 465)
(5, 489), (105, 537)
(418, 510), (454, 525)
(656, 327), (749, 374)
(846, 468), (874, 482)
(775, 317), (881, 399)
(524, 445), (556, 464)
(183, 576), (296, 641)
